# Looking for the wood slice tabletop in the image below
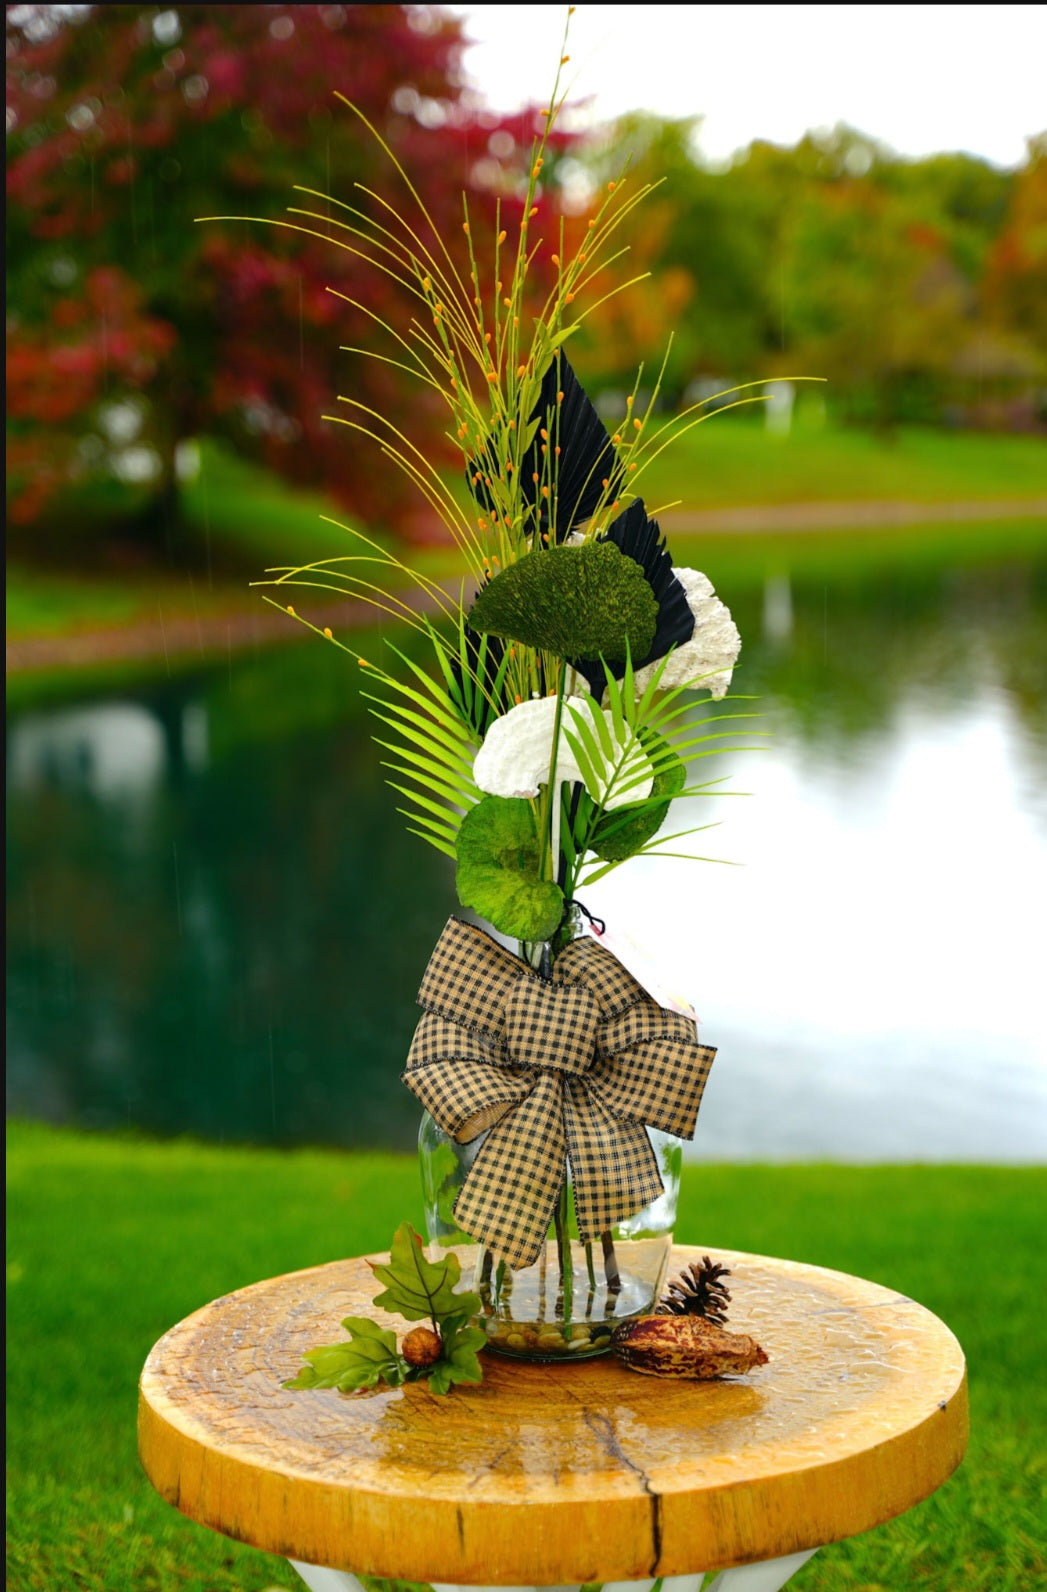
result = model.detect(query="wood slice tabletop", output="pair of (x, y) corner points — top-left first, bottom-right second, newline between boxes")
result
(138, 1245), (968, 1584)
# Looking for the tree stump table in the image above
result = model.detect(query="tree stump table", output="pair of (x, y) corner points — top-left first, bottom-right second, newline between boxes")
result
(138, 1245), (967, 1592)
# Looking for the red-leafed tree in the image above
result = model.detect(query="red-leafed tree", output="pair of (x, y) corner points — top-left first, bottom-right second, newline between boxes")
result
(6, 4), (573, 543)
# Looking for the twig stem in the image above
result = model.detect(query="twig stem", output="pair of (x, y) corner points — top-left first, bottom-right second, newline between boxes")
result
(602, 1230), (622, 1294)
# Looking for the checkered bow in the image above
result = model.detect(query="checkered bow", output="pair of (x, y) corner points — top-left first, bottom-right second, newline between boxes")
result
(403, 918), (716, 1269)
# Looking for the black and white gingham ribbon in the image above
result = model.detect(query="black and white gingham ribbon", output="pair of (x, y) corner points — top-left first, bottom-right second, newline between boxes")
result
(402, 918), (716, 1269)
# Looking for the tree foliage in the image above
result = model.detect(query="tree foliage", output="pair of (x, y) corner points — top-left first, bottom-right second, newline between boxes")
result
(7, 8), (1043, 550)
(984, 134), (1047, 367)
(5, 3), (572, 537)
(575, 117), (1044, 428)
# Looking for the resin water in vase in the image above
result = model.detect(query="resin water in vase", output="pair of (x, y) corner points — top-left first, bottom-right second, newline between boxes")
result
(419, 1109), (682, 1361)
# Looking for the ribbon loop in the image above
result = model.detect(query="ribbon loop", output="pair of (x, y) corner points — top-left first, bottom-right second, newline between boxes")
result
(403, 917), (716, 1269)
(506, 979), (598, 1075)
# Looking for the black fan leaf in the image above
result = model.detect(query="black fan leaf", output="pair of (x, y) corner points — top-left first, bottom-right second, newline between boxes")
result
(571, 498), (694, 696)
(466, 351), (624, 541)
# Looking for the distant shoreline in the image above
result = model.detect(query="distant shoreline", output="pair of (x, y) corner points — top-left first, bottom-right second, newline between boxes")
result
(660, 496), (1047, 533)
(8, 495), (1046, 675)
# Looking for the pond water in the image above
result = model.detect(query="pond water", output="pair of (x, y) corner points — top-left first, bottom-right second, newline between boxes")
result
(7, 548), (1047, 1161)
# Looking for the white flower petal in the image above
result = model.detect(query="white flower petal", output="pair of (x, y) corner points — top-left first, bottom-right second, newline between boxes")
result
(473, 697), (567, 797)
(473, 696), (653, 809)
(634, 567), (741, 699)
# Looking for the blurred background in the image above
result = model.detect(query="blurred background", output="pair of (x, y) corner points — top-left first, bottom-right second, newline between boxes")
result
(7, 11), (1047, 1592)
(7, 3), (1047, 1162)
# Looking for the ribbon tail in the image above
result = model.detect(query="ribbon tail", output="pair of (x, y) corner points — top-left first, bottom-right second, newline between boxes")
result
(589, 1032), (717, 1140)
(563, 1078), (664, 1242)
(454, 1072), (567, 1269)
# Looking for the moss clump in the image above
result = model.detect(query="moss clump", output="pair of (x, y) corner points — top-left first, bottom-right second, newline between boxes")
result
(469, 542), (658, 664)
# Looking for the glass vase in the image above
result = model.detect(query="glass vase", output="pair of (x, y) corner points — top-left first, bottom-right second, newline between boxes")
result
(419, 1109), (681, 1361)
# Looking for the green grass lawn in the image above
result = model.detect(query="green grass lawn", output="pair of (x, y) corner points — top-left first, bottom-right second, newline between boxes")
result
(182, 420), (1047, 559)
(175, 439), (408, 578)
(4, 558), (265, 640)
(7, 423), (1046, 651)
(6, 1121), (1044, 1592)
(641, 411), (1047, 510)
(6, 439), (409, 645)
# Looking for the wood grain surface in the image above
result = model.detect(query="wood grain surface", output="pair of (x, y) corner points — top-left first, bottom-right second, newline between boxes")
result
(138, 1245), (967, 1584)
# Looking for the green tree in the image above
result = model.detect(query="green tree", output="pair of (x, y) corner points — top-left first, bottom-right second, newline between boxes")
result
(576, 115), (783, 393)
(575, 114), (1030, 429)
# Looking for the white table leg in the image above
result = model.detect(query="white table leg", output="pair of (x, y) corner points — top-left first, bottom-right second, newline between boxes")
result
(294, 1551), (815, 1592)
(704, 1547), (819, 1591)
(290, 1560), (369, 1592)
(601, 1577), (705, 1592)
(432, 1584), (552, 1592)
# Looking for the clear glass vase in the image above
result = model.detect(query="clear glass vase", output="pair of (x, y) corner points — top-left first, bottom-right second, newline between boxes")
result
(419, 1109), (681, 1361)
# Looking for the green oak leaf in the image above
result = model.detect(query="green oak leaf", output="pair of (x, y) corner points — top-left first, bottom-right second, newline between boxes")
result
(590, 729), (686, 861)
(455, 795), (564, 941)
(426, 1363), (454, 1396)
(430, 1309), (469, 1339)
(469, 542), (657, 663)
(423, 1318), (486, 1394)
(283, 1316), (406, 1392)
(369, 1222), (482, 1325)
(444, 1318), (488, 1366)
(285, 1225), (487, 1399)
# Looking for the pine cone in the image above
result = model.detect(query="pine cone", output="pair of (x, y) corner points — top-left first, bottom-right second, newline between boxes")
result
(657, 1255), (732, 1325)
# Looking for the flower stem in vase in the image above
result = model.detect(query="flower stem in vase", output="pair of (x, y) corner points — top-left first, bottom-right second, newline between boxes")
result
(602, 1231), (622, 1295)
(554, 1180), (573, 1325)
(538, 1235), (547, 1321)
(553, 1187), (565, 1285)
(543, 661), (569, 885)
(478, 1248), (494, 1310)
(265, 19), (734, 1367)
(558, 785), (584, 894)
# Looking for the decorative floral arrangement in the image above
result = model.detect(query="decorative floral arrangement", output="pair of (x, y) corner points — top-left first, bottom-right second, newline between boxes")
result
(264, 26), (769, 1387)
(261, 47), (745, 950)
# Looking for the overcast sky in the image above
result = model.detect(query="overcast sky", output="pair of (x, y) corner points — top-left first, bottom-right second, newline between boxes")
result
(447, 4), (1046, 167)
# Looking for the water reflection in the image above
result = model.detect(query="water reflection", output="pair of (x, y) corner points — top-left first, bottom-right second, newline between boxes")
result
(9, 701), (170, 796)
(7, 555), (1047, 1159)
(6, 659), (452, 1149)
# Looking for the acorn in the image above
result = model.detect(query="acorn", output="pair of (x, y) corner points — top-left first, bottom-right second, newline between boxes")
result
(402, 1326), (442, 1368)
(612, 1314), (768, 1379)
